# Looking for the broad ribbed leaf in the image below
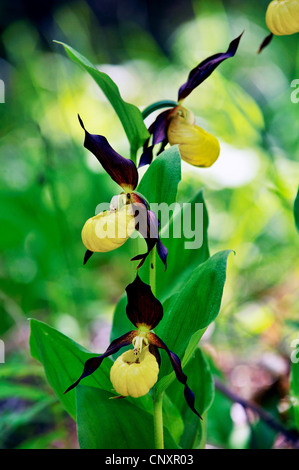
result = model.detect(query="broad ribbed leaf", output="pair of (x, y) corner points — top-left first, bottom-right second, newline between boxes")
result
(55, 41), (149, 157)
(294, 187), (299, 233)
(162, 394), (185, 443)
(156, 250), (231, 388)
(168, 348), (214, 417)
(137, 145), (181, 207)
(29, 319), (113, 419)
(139, 190), (209, 300)
(291, 361), (299, 429)
(167, 348), (214, 448)
(76, 386), (178, 449)
(156, 190), (209, 300)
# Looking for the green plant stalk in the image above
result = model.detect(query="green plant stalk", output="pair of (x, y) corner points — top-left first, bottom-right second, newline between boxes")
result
(142, 100), (178, 120)
(130, 148), (137, 166)
(198, 413), (207, 449)
(150, 246), (164, 449)
(153, 389), (164, 449)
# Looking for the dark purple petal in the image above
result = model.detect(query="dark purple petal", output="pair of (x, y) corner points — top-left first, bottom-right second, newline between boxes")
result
(139, 110), (172, 167)
(148, 211), (168, 270)
(125, 274), (163, 329)
(149, 344), (161, 368)
(178, 33), (243, 101)
(156, 238), (168, 271)
(130, 195), (156, 268)
(139, 144), (154, 168)
(149, 109), (172, 145)
(78, 115), (138, 190)
(130, 191), (149, 208)
(258, 32), (273, 54)
(83, 249), (94, 265)
(157, 138), (168, 156)
(148, 332), (202, 419)
(64, 330), (137, 394)
(130, 204), (167, 270)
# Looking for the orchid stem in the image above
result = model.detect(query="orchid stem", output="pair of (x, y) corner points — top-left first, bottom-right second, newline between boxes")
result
(130, 148), (137, 166)
(150, 246), (163, 448)
(153, 389), (164, 449)
(142, 100), (178, 120)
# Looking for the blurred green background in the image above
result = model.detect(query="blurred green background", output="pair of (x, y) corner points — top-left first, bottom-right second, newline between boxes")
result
(0, 0), (298, 449)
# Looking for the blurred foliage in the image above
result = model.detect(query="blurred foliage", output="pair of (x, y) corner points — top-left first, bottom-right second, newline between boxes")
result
(0, 0), (298, 449)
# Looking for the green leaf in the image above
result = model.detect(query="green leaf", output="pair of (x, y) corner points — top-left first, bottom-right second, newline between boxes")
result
(29, 319), (113, 419)
(156, 250), (232, 388)
(157, 190), (209, 300)
(206, 356), (233, 448)
(137, 146), (181, 207)
(167, 348), (214, 449)
(294, 187), (299, 233)
(207, 388), (234, 448)
(290, 360), (299, 430)
(76, 386), (178, 449)
(168, 348), (214, 417)
(249, 411), (277, 449)
(162, 394), (185, 443)
(139, 189), (210, 300)
(55, 41), (149, 157)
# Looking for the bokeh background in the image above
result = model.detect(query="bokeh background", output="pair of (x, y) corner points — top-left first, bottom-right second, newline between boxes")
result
(0, 0), (298, 449)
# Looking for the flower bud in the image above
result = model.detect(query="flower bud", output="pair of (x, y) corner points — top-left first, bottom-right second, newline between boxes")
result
(81, 204), (135, 252)
(266, 0), (299, 36)
(110, 346), (159, 398)
(167, 106), (220, 167)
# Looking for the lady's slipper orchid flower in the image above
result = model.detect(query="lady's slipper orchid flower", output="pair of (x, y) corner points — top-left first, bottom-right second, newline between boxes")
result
(139, 33), (242, 168)
(167, 106), (220, 167)
(81, 199), (136, 253)
(266, 0), (299, 36)
(110, 346), (159, 398)
(78, 115), (167, 269)
(64, 274), (202, 419)
(259, 1), (299, 53)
